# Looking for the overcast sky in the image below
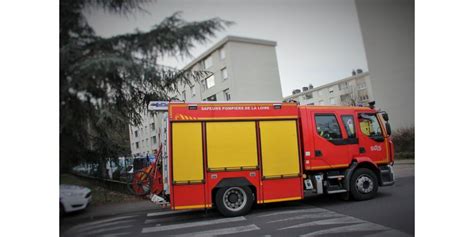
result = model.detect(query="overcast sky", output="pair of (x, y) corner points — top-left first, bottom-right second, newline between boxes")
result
(85, 0), (368, 97)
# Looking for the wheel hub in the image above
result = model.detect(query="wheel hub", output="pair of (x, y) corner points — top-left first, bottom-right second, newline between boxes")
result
(223, 187), (247, 212)
(356, 175), (374, 194)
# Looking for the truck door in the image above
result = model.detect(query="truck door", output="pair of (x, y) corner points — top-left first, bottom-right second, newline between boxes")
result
(356, 113), (389, 164)
(311, 112), (352, 169)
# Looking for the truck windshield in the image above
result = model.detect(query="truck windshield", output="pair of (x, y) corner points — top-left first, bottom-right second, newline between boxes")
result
(358, 113), (383, 138)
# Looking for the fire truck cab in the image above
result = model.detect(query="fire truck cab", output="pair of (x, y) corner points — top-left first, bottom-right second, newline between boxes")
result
(165, 102), (394, 217)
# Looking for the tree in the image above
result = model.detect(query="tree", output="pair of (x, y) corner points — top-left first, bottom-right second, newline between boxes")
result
(60, 0), (232, 173)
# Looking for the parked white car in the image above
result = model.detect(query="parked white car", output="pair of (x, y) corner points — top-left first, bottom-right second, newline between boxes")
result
(60, 184), (92, 214)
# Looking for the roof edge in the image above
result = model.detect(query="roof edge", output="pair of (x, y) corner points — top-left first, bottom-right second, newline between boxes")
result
(183, 35), (277, 71)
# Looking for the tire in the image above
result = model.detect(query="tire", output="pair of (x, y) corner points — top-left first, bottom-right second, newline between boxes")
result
(127, 170), (152, 196)
(215, 186), (254, 217)
(350, 168), (379, 201)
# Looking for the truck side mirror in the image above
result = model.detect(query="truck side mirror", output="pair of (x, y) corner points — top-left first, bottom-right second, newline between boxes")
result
(380, 111), (389, 121)
(385, 122), (392, 136)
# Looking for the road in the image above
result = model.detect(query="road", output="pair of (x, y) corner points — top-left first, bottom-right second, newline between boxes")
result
(61, 162), (414, 237)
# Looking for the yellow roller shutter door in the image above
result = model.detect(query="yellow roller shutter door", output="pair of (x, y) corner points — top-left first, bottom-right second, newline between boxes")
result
(172, 122), (204, 182)
(206, 122), (258, 170)
(260, 120), (300, 178)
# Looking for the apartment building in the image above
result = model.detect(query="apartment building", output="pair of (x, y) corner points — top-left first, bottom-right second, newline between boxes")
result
(284, 71), (373, 106)
(129, 36), (283, 157)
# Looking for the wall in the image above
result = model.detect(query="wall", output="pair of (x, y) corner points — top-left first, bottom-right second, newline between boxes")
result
(355, 0), (414, 129)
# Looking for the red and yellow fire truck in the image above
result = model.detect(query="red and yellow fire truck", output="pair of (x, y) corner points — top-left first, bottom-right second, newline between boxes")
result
(160, 101), (394, 217)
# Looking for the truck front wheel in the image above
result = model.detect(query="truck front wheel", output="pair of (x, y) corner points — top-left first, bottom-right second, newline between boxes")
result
(215, 186), (253, 217)
(350, 168), (379, 201)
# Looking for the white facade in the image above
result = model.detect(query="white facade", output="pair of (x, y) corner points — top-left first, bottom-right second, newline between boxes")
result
(129, 36), (283, 157)
(284, 72), (373, 106)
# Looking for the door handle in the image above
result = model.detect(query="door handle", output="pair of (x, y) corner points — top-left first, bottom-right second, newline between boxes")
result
(315, 150), (323, 157)
(359, 147), (366, 153)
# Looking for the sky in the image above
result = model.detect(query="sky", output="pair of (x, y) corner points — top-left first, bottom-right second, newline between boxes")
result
(84, 0), (368, 97)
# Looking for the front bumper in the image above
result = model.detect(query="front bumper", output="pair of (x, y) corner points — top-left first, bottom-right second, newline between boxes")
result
(379, 165), (395, 186)
(61, 192), (92, 213)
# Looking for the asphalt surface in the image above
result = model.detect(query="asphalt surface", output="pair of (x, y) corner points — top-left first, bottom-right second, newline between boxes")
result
(61, 162), (414, 236)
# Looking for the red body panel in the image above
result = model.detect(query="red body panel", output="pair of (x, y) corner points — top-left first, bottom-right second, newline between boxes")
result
(262, 178), (303, 203)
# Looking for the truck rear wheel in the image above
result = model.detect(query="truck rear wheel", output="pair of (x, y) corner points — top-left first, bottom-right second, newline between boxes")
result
(215, 186), (253, 217)
(350, 168), (378, 201)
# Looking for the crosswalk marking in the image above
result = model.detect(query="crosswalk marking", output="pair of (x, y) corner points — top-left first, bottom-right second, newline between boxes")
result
(257, 208), (327, 217)
(365, 229), (413, 237)
(174, 224), (260, 237)
(299, 222), (389, 237)
(76, 219), (134, 233)
(279, 216), (365, 230)
(100, 232), (132, 237)
(78, 225), (134, 236)
(66, 215), (137, 234)
(267, 213), (343, 223)
(141, 216), (246, 233)
(146, 210), (191, 217)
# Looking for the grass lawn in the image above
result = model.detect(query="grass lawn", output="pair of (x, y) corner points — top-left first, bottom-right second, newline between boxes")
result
(60, 173), (143, 206)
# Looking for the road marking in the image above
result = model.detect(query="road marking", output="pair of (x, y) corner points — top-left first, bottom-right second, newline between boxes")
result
(76, 219), (134, 233)
(364, 229), (413, 237)
(279, 216), (365, 230)
(146, 210), (191, 217)
(268, 213), (343, 223)
(66, 215), (137, 234)
(299, 222), (389, 237)
(78, 225), (134, 236)
(141, 216), (246, 233)
(144, 219), (163, 224)
(257, 208), (327, 217)
(174, 224), (260, 237)
(100, 232), (132, 237)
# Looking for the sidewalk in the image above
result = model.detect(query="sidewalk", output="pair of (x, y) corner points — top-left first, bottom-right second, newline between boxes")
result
(395, 159), (415, 164)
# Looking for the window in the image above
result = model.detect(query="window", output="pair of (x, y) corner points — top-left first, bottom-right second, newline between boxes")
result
(357, 81), (367, 90)
(135, 142), (139, 149)
(134, 130), (138, 137)
(151, 123), (155, 131)
(341, 115), (356, 138)
(358, 89), (369, 101)
(190, 85), (196, 96)
(152, 136), (157, 144)
(358, 113), (383, 137)
(221, 67), (228, 80)
(219, 48), (225, 59)
(223, 89), (231, 101)
(319, 100), (325, 105)
(338, 81), (349, 90)
(206, 94), (217, 101)
(204, 56), (213, 69)
(304, 92), (313, 100)
(205, 75), (215, 89)
(329, 97), (336, 105)
(315, 114), (342, 140)
(182, 90), (186, 101)
(329, 87), (334, 94)
(146, 138), (149, 147)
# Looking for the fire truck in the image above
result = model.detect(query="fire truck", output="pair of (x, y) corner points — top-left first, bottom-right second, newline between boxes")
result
(153, 101), (394, 217)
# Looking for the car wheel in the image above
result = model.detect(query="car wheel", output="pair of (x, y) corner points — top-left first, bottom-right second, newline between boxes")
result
(215, 186), (253, 217)
(350, 168), (378, 201)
